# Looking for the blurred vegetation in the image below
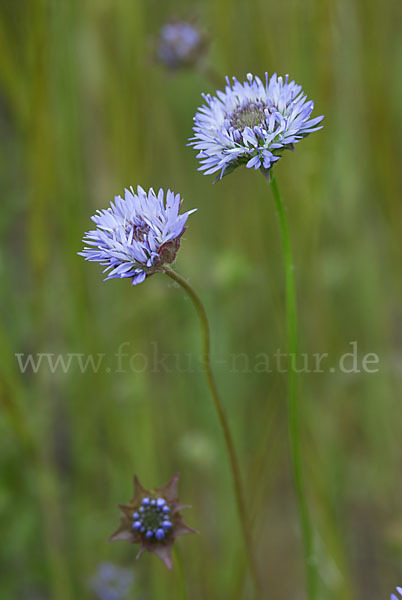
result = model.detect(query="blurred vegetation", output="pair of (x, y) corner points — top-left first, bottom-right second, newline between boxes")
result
(0, 0), (401, 599)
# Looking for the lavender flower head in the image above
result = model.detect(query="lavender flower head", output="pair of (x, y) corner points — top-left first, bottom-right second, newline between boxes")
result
(189, 72), (324, 181)
(80, 187), (196, 285)
(391, 587), (402, 600)
(157, 21), (205, 69)
(90, 563), (135, 600)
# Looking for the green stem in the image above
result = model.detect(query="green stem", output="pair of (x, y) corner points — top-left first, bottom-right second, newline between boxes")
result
(163, 265), (262, 599)
(269, 171), (317, 600)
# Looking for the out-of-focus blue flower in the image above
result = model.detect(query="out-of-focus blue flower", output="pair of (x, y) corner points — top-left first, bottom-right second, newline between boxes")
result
(189, 72), (324, 181)
(157, 21), (205, 69)
(90, 562), (134, 600)
(79, 187), (196, 286)
(391, 586), (402, 600)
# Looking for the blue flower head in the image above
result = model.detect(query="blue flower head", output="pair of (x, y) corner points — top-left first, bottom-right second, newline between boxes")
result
(189, 72), (324, 181)
(157, 21), (206, 70)
(80, 187), (196, 285)
(391, 587), (402, 600)
(109, 473), (197, 570)
(90, 562), (134, 600)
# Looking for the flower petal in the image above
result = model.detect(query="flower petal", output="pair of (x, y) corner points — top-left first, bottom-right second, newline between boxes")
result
(156, 472), (179, 502)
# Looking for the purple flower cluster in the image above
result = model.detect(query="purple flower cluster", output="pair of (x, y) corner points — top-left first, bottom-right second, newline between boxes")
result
(157, 21), (205, 69)
(80, 75), (323, 286)
(79, 187), (195, 286)
(90, 562), (134, 600)
(131, 496), (172, 542)
(189, 72), (324, 180)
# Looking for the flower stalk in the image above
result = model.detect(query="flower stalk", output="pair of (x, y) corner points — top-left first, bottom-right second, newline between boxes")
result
(269, 171), (317, 600)
(163, 265), (262, 599)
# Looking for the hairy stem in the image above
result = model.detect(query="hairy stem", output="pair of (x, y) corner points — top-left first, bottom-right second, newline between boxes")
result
(164, 265), (262, 599)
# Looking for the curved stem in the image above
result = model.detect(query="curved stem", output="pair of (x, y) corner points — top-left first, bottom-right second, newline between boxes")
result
(163, 265), (262, 599)
(269, 171), (317, 600)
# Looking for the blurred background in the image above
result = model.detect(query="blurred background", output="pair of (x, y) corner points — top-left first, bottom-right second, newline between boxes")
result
(0, 0), (401, 599)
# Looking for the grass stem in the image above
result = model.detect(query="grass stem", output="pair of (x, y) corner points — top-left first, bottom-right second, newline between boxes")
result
(269, 171), (318, 600)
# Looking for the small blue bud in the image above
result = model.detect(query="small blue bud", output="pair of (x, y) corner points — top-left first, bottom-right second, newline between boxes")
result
(233, 129), (242, 143)
(162, 505), (170, 513)
(132, 520), (142, 531)
(156, 498), (166, 507)
(162, 520), (172, 529)
(132, 512), (139, 519)
(145, 530), (153, 539)
(140, 526), (145, 533)
(155, 528), (165, 541)
(139, 506), (144, 513)
(150, 499), (156, 506)
(142, 497), (150, 506)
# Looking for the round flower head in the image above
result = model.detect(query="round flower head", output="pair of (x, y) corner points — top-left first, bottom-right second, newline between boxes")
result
(109, 473), (197, 569)
(157, 21), (206, 70)
(79, 187), (196, 285)
(90, 562), (134, 600)
(190, 72), (324, 181)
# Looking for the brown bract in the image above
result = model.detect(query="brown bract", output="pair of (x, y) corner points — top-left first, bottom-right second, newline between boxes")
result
(109, 473), (197, 569)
